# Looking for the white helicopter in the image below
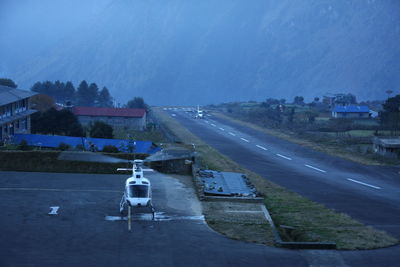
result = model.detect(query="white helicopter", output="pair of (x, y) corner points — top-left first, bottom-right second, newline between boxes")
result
(118, 159), (155, 220)
(58, 148), (195, 227)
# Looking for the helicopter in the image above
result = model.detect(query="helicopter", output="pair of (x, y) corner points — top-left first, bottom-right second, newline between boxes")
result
(58, 148), (195, 224)
(118, 159), (155, 220)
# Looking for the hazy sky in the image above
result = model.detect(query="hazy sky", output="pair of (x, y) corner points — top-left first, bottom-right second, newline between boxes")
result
(1, 0), (399, 105)
(0, 0), (112, 72)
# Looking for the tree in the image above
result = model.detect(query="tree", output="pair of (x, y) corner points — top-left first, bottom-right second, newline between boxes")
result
(53, 80), (66, 102)
(31, 108), (84, 137)
(64, 81), (76, 103)
(127, 97), (147, 109)
(87, 83), (99, 106)
(380, 94), (400, 135)
(30, 94), (55, 112)
(334, 93), (357, 105)
(97, 87), (113, 107)
(77, 81), (99, 106)
(31, 82), (43, 93)
(77, 80), (91, 106)
(385, 90), (393, 98)
(89, 121), (113, 139)
(293, 96), (305, 106)
(0, 78), (17, 88)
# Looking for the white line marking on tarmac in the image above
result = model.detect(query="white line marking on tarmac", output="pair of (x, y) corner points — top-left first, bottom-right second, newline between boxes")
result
(304, 164), (327, 173)
(347, 179), (381, 189)
(256, 145), (268, 151)
(205, 121), (209, 123)
(240, 138), (250, 142)
(229, 132), (236, 136)
(0, 188), (121, 193)
(226, 210), (264, 213)
(211, 123), (216, 127)
(48, 206), (59, 215)
(276, 154), (292, 160)
(219, 127), (225, 131)
(105, 213), (204, 222)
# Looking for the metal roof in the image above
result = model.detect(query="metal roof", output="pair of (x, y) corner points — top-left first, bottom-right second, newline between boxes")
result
(373, 137), (400, 148)
(0, 85), (37, 106)
(200, 170), (256, 197)
(333, 105), (370, 113)
(73, 106), (146, 118)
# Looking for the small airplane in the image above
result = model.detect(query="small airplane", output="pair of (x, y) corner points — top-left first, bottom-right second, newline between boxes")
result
(118, 159), (155, 220)
(195, 105), (204, 119)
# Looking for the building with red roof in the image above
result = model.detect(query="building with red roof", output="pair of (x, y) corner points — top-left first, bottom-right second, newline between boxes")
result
(72, 106), (147, 130)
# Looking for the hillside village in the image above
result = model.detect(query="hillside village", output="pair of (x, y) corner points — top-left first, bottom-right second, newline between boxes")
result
(0, 78), (399, 161)
(0, 78), (162, 153)
(211, 93), (400, 161)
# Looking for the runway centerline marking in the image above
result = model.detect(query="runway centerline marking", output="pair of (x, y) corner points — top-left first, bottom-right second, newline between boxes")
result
(304, 164), (327, 173)
(229, 132), (236, 136)
(48, 206), (59, 215)
(0, 187), (121, 193)
(256, 145), (268, 151)
(219, 127), (225, 131)
(347, 179), (381, 189)
(240, 138), (250, 143)
(276, 154), (292, 160)
(211, 123), (216, 127)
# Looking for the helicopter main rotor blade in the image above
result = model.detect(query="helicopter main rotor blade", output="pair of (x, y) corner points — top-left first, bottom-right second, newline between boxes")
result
(58, 151), (127, 164)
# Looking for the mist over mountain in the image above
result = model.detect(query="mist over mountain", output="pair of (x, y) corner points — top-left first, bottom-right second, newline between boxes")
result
(2, 0), (400, 105)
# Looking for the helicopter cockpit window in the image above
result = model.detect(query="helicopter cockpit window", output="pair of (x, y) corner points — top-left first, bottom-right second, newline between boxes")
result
(128, 185), (149, 198)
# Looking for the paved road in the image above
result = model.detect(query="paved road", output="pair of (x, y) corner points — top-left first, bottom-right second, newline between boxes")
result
(167, 109), (400, 238)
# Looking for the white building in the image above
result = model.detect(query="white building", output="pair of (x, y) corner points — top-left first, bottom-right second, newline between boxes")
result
(0, 85), (37, 142)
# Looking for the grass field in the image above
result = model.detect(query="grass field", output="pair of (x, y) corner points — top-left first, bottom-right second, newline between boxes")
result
(152, 107), (399, 250)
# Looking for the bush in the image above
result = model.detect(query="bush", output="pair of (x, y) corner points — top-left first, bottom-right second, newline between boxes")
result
(75, 144), (84, 151)
(17, 140), (32, 151)
(102, 145), (119, 153)
(58, 143), (70, 151)
(89, 121), (113, 139)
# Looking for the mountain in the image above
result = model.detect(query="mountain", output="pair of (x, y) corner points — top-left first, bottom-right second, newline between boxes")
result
(2, 0), (400, 105)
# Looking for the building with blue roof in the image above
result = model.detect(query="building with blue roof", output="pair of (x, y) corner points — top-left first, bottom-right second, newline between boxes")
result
(332, 105), (370, 118)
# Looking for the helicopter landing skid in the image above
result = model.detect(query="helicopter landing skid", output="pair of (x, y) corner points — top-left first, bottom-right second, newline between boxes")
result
(119, 195), (155, 221)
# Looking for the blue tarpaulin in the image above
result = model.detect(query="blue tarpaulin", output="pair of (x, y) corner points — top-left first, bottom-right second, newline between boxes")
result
(12, 134), (160, 154)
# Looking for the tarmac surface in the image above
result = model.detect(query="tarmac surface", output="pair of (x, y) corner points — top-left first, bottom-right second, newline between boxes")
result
(0, 171), (310, 267)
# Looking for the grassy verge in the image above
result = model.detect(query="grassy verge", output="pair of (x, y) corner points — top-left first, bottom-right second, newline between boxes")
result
(213, 112), (399, 165)
(152, 107), (399, 249)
